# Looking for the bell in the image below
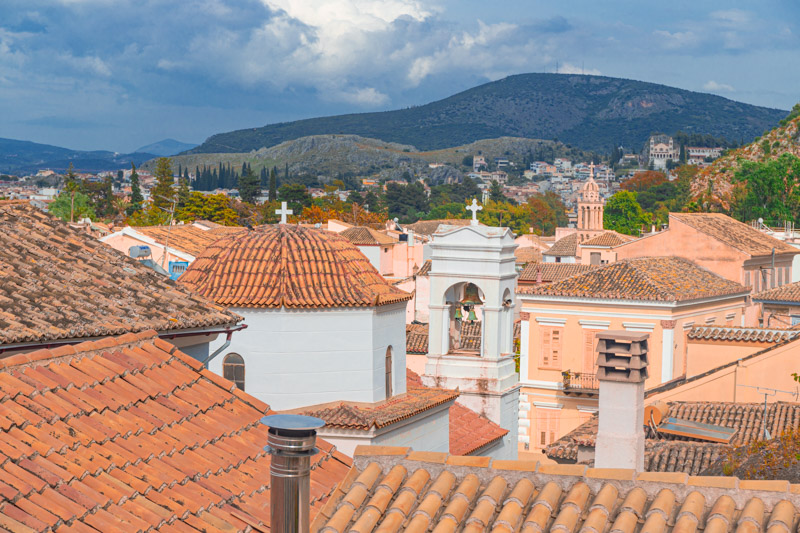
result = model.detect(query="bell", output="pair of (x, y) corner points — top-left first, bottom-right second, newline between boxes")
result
(463, 283), (483, 305)
(467, 308), (477, 322)
(454, 307), (463, 320)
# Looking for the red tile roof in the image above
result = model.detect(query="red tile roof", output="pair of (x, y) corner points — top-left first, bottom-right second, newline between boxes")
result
(514, 246), (542, 264)
(542, 233), (578, 257)
(133, 224), (246, 257)
(180, 224), (412, 308)
(316, 446), (800, 532)
(581, 231), (635, 247)
(415, 260), (432, 277)
(407, 371), (508, 456)
(340, 226), (396, 246)
(518, 262), (597, 284)
(688, 326), (800, 343)
(404, 219), (473, 236)
(753, 280), (800, 303)
(406, 324), (429, 354)
(406, 322), (520, 355)
(0, 330), (351, 531)
(671, 212), (799, 256)
(519, 256), (750, 302)
(0, 201), (240, 346)
(298, 376), (458, 430)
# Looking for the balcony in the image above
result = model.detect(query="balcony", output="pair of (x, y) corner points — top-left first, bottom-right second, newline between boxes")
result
(562, 370), (599, 397)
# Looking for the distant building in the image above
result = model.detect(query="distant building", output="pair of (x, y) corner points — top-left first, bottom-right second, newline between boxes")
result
(687, 146), (724, 165)
(646, 134), (679, 170)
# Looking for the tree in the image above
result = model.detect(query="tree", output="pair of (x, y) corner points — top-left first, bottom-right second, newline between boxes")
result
(176, 192), (239, 225)
(622, 171), (667, 192)
(177, 177), (191, 209)
(278, 183), (312, 214)
(62, 162), (81, 223)
(363, 190), (381, 212)
(731, 153), (800, 225)
(151, 157), (175, 210)
(527, 194), (557, 235)
(238, 167), (261, 204)
(462, 155), (473, 168)
(50, 191), (95, 222)
(542, 191), (568, 228)
(488, 180), (505, 203)
(477, 200), (530, 234)
(604, 191), (650, 235)
(385, 182), (428, 222)
(128, 163), (144, 215)
(268, 167), (278, 201)
(347, 190), (364, 205)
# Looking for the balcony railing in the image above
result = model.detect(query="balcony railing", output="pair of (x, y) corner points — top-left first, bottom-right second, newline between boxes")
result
(562, 370), (599, 395)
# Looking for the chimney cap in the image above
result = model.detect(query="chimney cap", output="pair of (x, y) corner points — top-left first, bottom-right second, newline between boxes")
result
(261, 414), (325, 433)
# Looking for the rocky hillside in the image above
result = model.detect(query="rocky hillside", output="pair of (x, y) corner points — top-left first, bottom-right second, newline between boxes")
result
(692, 104), (800, 207)
(160, 134), (596, 183)
(187, 74), (786, 154)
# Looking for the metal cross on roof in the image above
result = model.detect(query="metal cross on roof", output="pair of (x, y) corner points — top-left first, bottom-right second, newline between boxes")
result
(466, 198), (483, 226)
(276, 201), (293, 224)
(589, 161), (595, 179)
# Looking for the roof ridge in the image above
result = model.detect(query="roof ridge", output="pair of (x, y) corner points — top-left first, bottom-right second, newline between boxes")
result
(0, 329), (159, 371)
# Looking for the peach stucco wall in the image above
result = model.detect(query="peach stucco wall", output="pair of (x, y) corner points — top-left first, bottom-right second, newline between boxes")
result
(684, 340), (773, 378)
(392, 242), (425, 279)
(579, 247), (616, 266)
(102, 232), (186, 266)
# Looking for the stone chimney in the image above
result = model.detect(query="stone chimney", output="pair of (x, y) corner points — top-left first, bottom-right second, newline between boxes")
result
(593, 331), (649, 471)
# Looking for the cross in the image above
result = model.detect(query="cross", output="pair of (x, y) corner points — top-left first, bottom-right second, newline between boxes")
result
(276, 201), (293, 224)
(466, 198), (483, 226)
(589, 161), (595, 179)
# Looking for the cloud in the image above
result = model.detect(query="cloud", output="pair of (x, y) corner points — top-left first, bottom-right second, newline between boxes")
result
(703, 80), (734, 92)
(653, 30), (698, 50)
(331, 87), (389, 106)
(558, 62), (601, 75)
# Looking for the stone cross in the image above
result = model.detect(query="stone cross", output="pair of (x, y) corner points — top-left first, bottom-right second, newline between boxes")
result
(466, 198), (483, 226)
(276, 201), (293, 224)
(589, 161), (595, 179)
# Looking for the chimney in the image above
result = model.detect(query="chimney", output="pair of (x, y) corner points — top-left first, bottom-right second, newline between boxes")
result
(593, 331), (648, 471)
(408, 229), (415, 247)
(262, 414), (325, 533)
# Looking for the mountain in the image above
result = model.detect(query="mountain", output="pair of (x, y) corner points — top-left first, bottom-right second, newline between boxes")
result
(0, 137), (156, 175)
(158, 134), (597, 183)
(187, 74), (786, 155)
(136, 139), (198, 157)
(692, 104), (800, 207)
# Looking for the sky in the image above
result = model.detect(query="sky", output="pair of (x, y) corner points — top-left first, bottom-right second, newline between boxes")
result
(0, 0), (798, 152)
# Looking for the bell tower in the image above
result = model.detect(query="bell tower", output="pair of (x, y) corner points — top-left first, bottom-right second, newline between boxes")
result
(577, 163), (604, 235)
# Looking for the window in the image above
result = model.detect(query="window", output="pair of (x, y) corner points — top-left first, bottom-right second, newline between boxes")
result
(590, 252), (601, 266)
(540, 327), (562, 369)
(385, 346), (393, 398)
(536, 408), (560, 448)
(222, 353), (245, 391)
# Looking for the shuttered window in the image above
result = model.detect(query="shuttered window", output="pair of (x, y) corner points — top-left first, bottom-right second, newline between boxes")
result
(222, 353), (245, 391)
(540, 327), (563, 369)
(536, 409), (561, 448)
(583, 330), (598, 375)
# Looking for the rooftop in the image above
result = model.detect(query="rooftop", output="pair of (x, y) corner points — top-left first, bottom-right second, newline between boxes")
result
(132, 224), (246, 257)
(546, 401), (800, 475)
(518, 262), (596, 284)
(404, 219), (473, 237)
(179, 224), (412, 309)
(518, 256), (750, 303)
(514, 246), (542, 265)
(315, 445), (800, 532)
(753, 281), (800, 303)
(0, 201), (240, 347)
(405, 322), (521, 355)
(688, 326), (800, 344)
(581, 231), (636, 247)
(0, 330), (351, 531)
(542, 233), (578, 257)
(670, 212), (799, 256)
(340, 226), (397, 246)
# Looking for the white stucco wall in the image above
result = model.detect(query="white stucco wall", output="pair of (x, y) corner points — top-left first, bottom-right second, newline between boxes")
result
(358, 245), (382, 273)
(207, 302), (408, 410)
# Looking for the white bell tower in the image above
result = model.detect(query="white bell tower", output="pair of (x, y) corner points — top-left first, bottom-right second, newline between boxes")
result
(422, 221), (520, 459)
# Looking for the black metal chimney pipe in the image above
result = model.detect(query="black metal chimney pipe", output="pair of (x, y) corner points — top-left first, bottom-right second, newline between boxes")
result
(262, 414), (325, 533)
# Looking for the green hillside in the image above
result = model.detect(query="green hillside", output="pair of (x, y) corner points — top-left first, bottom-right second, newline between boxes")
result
(188, 74), (786, 155)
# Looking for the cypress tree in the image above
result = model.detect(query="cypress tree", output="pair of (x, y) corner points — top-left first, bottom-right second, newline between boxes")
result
(238, 167), (261, 204)
(151, 157), (175, 210)
(127, 163), (144, 215)
(268, 168), (278, 202)
(260, 167), (268, 187)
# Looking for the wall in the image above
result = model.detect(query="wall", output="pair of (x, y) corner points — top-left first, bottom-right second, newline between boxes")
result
(516, 293), (747, 456)
(579, 246), (616, 266)
(207, 302), (408, 410)
(391, 241), (426, 279)
(685, 339), (774, 378)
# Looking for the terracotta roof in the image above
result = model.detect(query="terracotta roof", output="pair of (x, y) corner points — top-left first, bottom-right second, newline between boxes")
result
(582, 231), (635, 247)
(404, 219), (472, 237)
(671, 212), (799, 256)
(133, 224), (246, 257)
(518, 262), (596, 284)
(753, 280), (800, 303)
(0, 201), (240, 346)
(415, 260), (432, 277)
(542, 233), (578, 257)
(297, 383), (459, 431)
(316, 445), (800, 532)
(407, 371), (508, 456)
(514, 246), (542, 264)
(546, 401), (800, 473)
(518, 256), (750, 302)
(340, 226), (397, 246)
(0, 330), (351, 531)
(180, 224), (412, 308)
(406, 324), (429, 354)
(688, 326), (800, 343)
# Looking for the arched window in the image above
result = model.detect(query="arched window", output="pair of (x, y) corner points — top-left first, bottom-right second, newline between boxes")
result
(385, 346), (393, 398)
(223, 353), (245, 391)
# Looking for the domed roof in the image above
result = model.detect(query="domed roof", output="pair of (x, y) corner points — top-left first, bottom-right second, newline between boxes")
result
(180, 224), (412, 309)
(581, 177), (599, 192)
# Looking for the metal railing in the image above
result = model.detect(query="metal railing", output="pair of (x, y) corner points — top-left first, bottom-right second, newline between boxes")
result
(562, 370), (599, 392)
